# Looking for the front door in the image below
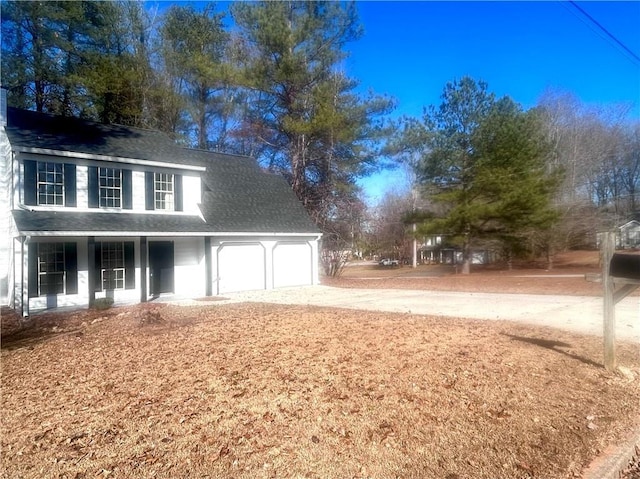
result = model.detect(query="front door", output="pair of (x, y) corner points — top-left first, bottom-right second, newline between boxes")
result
(149, 241), (174, 297)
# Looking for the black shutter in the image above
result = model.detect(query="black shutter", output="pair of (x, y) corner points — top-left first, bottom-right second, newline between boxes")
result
(24, 160), (37, 206)
(145, 172), (154, 210)
(28, 242), (38, 297)
(64, 164), (76, 207)
(88, 166), (99, 208)
(94, 242), (102, 291)
(64, 242), (78, 294)
(174, 174), (183, 212)
(124, 241), (135, 289)
(122, 169), (132, 209)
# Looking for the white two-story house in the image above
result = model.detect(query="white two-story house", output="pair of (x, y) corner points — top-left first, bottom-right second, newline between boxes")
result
(0, 103), (321, 316)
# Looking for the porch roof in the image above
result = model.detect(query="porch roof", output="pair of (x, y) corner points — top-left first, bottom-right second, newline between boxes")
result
(12, 209), (212, 235)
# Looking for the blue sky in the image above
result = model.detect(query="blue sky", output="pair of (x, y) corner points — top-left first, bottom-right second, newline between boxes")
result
(347, 1), (640, 204)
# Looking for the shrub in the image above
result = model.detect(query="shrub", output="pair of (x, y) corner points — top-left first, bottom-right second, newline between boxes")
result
(93, 297), (114, 310)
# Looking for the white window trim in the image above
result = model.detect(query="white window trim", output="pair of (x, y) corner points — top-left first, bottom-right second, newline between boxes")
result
(37, 161), (64, 206)
(154, 172), (174, 211)
(100, 241), (126, 291)
(99, 167), (122, 208)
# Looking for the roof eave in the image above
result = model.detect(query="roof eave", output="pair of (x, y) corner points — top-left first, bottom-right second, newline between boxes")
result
(14, 146), (206, 172)
(19, 230), (323, 238)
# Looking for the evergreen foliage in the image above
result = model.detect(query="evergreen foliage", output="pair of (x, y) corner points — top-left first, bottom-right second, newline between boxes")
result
(410, 77), (560, 272)
(3, 1), (635, 256)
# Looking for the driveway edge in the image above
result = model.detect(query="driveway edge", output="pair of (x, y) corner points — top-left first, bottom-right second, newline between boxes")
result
(581, 426), (640, 479)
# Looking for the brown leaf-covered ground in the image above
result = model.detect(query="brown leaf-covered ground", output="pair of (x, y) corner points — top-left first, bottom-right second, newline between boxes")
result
(327, 250), (607, 296)
(2, 251), (639, 479)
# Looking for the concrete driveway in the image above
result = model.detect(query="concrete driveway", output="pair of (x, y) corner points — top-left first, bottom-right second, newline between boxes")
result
(217, 285), (640, 343)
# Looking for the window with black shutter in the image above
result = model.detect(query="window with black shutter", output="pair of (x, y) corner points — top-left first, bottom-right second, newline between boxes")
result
(146, 172), (184, 211)
(145, 172), (154, 210)
(174, 174), (183, 211)
(24, 160), (37, 206)
(28, 242), (78, 296)
(122, 169), (132, 209)
(96, 241), (135, 291)
(24, 161), (78, 207)
(88, 166), (99, 208)
(64, 164), (76, 207)
(64, 242), (78, 294)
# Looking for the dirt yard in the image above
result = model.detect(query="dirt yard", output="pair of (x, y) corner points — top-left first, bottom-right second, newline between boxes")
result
(328, 250), (607, 296)
(2, 278), (639, 479)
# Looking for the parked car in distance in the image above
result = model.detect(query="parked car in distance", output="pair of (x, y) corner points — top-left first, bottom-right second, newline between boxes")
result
(378, 258), (400, 266)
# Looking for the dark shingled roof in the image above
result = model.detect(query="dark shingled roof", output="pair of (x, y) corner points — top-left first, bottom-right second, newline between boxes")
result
(197, 153), (319, 233)
(7, 108), (319, 235)
(12, 210), (214, 234)
(6, 107), (204, 167)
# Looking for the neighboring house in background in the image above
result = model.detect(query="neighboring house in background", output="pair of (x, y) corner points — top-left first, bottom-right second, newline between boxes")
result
(0, 102), (321, 316)
(617, 220), (640, 249)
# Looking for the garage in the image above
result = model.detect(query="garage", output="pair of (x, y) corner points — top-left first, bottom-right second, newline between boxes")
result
(273, 242), (313, 288)
(217, 243), (265, 294)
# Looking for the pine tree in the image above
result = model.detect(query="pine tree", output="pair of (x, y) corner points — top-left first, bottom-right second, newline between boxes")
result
(412, 77), (559, 272)
(231, 1), (394, 226)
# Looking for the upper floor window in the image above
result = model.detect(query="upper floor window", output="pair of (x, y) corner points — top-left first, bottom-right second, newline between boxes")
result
(37, 162), (64, 205)
(88, 166), (131, 209)
(154, 173), (174, 211)
(99, 167), (122, 208)
(24, 160), (76, 207)
(145, 171), (183, 212)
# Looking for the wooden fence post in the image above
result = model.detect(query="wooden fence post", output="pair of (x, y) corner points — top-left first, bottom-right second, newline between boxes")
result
(602, 232), (616, 371)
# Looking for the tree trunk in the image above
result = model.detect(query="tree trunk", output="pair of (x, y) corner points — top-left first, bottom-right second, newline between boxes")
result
(461, 236), (471, 275)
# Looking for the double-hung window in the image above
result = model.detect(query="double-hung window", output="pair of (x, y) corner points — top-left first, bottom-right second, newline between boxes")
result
(38, 243), (65, 295)
(24, 160), (76, 207)
(99, 167), (122, 208)
(29, 242), (78, 297)
(154, 173), (174, 211)
(145, 171), (182, 211)
(94, 241), (134, 292)
(37, 162), (64, 205)
(101, 242), (125, 290)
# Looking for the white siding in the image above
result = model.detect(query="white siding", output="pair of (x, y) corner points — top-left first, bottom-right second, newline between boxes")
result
(132, 170), (146, 211)
(173, 237), (205, 298)
(76, 165), (88, 209)
(0, 124), (12, 304)
(182, 173), (201, 214)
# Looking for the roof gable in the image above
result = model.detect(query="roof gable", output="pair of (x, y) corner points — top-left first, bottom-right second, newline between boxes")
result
(619, 220), (640, 231)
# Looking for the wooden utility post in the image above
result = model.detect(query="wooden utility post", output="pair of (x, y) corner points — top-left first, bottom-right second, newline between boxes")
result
(412, 223), (417, 268)
(602, 232), (616, 371)
(594, 232), (640, 372)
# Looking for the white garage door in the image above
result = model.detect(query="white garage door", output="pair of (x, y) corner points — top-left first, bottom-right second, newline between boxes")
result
(218, 243), (265, 294)
(273, 242), (312, 288)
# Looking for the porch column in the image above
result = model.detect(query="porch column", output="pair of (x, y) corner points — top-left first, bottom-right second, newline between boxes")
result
(204, 237), (212, 297)
(87, 236), (95, 308)
(21, 236), (28, 317)
(140, 236), (147, 302)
